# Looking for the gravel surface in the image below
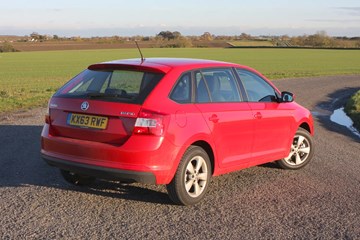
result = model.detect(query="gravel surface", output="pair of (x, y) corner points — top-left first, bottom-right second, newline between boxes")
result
(0, 75), (359, 239)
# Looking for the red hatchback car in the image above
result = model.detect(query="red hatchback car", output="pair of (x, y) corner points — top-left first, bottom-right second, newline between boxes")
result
(41, 58), (314, 205)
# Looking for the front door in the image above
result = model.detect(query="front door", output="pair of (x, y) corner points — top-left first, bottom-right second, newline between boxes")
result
(236, 69), (293, 162)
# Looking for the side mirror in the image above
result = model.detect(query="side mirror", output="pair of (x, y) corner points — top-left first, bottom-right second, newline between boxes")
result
(281, 91), (294, 102)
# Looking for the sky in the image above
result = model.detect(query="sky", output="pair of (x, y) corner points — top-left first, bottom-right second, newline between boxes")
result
(1, 0), (359, 37)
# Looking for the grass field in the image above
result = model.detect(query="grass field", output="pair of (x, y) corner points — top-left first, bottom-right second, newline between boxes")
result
(1, 48), (360, 113)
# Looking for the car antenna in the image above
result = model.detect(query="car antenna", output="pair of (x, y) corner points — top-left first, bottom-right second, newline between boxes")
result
(135, 41), (145, 63)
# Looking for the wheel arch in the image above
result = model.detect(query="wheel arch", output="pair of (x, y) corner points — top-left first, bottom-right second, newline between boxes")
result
(299, 122), (311, 133)
(191, 140), (215, 175)
(164, 134), (216, 184)
(295, 109), (314, 135)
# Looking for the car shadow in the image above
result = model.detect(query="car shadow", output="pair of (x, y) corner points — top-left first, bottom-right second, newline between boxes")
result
(314, 87), (360, 143)
(258, 162), (281, 169)
(0, 124), (172, 205)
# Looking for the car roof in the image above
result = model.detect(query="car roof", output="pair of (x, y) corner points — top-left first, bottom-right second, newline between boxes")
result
(88, 58), (241, 73)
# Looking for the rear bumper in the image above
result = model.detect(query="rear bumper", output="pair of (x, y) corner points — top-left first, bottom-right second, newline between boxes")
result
(41, 124), (180, 184)
(42, 153), (156, 184)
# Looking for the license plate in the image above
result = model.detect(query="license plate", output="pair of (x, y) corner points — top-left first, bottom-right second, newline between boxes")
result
(67, 113), (108, 130)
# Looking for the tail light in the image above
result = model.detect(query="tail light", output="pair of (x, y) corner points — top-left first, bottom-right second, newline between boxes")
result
(45, 114), (51, 124)
(45, 103), (51, 124)
(133, 110), (165, 136)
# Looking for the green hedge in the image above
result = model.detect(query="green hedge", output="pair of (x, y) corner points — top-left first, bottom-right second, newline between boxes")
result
(345, 90), (360, 130)
(0, 42), (19, 52)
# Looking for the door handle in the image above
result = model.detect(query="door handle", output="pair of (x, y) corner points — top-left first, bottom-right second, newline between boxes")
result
(254, 112), (262, 119)
(209, 114), (219, 123)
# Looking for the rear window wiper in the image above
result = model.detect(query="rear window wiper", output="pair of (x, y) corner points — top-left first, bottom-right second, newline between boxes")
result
(86, 92), (134, 99)
(87, 92), (121, 98)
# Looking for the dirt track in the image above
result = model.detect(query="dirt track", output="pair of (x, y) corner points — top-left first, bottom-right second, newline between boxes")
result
(0, 75), (359, 239)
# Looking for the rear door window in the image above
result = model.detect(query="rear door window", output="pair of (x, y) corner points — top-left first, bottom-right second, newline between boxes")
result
(55, 69), (164, 104)
(195, 68), (242, 103)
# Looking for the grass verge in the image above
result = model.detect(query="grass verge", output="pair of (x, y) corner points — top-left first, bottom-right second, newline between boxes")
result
(345, 90), (360, 131)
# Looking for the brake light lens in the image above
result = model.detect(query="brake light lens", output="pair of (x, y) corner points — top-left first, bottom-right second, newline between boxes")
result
(45, 114), (51, 124)
(133, 110), (165, 136)
(45, 103), (51, 124)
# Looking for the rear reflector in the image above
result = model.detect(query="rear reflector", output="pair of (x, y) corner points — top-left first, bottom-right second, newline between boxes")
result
(133, 110), (164, 136)
(45, 114), (51, 124)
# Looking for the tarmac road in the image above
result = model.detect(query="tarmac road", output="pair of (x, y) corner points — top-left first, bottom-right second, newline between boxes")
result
(0, 75), (359, 239)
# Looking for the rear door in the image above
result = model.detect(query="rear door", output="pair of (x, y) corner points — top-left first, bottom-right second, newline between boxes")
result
(49, 69), (163, 145)
(193, 68), (254, 168)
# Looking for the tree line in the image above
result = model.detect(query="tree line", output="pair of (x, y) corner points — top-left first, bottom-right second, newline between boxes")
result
(1, 30), (359, 52)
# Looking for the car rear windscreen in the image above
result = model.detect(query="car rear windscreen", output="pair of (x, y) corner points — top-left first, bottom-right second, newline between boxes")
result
(54, 69), (164, 104)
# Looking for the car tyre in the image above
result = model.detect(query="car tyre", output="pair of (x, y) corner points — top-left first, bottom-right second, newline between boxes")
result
(60, 170), (96, 186)
(166, 146), (211, 206)
(277, 128), (314, 170)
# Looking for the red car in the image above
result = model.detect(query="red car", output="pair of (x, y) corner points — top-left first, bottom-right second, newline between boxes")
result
(41, 58), (314, 205)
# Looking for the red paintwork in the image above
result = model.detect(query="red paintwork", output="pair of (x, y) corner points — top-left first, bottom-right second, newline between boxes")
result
(41, 58), (314, 184)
